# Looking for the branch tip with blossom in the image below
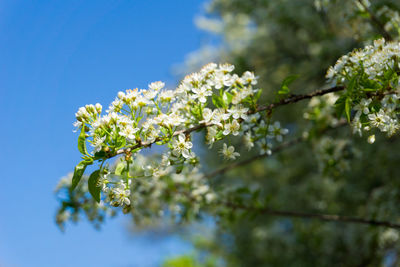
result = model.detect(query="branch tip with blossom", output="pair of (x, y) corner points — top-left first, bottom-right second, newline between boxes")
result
(59, 38), (400, 229)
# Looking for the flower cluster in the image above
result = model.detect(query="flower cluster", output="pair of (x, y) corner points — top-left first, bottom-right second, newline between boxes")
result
(59, 38), (400, 229)
(352, 94), (400, 142)
(55, 154), (216, 228)
(303, 93), (341, 128)
(326, 39), (400, 83)
(325, 38), (400, 143)
(70, 63), (289, 211)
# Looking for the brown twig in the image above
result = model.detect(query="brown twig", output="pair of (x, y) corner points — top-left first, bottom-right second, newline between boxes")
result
(205, 137), (303, 178)
(205, 120), (348, 179)
(255, 86), (344, 113)
(224, 202), (400, 229)
(111, 86), (345, 158)
(178, 186), (400, 229)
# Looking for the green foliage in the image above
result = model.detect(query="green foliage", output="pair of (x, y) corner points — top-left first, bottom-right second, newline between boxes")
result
(345, 97), (352, 122)
(162, 254), (219, 267)
(57, 1), (400, 266)
(183, 0), (400, 266)
(88, 170), (101, 203)
(71, 159), (92, 190)
(163, 256), (199, 267)
(278, 74), (299, 95)
(114, 161), (125, 176)
(212, 94), (224, 108)
(77, 125), (88, 155)
(334, 94), (347, 118)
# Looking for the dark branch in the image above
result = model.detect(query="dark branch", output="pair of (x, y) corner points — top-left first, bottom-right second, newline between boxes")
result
(205, 137), (303, 178)
(255, 86), (344, 113)
(112, 86), (345, 157)
(224, 202), (400, 229)
(205, 120), (348, 179)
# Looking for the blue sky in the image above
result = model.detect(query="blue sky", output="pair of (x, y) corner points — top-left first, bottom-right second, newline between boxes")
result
(0, 1), (208, 266)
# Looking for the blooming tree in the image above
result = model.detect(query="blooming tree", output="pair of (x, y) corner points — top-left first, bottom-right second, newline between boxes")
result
(56, 0), (400, 265)
(57, 38), (400, 224)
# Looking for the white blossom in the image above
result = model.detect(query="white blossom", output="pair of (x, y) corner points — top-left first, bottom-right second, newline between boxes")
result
(223, 120), (241, 136)
(171, 133), (193, 159)
(220, 143), (240, 160)
(268, 121), (289, 142)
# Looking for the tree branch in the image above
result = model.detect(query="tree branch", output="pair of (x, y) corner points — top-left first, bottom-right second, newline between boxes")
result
(111, 86), (345, 158)
(224, 201), (400, 229)
(255, 86), (344, 113)
(205, 137), (303, 178)
(205, 120), (347, 178)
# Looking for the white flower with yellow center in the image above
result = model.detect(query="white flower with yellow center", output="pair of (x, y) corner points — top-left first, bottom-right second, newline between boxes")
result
(228, 105), (249, 120)
(268, 121), (289, 142)
(120, 125), (139, 141)
(244, 132), (254, 151)
(191, 86), (212, 103)
(223, 120), (240, 136)
(148, 81), (165, 91)
(111, 184), (131, 206)
(257, 139), (272, 155)
(220, 143), (240, 160)
(171, 133), (193, 159)
(368, 110), (389, 130)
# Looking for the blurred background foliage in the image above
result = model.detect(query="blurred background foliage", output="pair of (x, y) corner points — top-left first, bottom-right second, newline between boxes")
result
(165, 0), (400, 266)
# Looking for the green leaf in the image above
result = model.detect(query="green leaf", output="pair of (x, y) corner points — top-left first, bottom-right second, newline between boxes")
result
(345, 97), (352, 122)
(71, 160), (91, 190)
(361, 79), (381, 91)
(116, 137), (126, 150)
(347, 76), (357, 93)
(175, 164), (184, 174)
(88, 170), (101, 203)
(334, 94), (347, 118)
(235, 187), (251, 195)
(361, 88), (377, 92)
(278, 86), (290, 95)
(93, 150), (106, 160)
(254, 89), (262, 101)
(215, 130), (224, 140)
(224, 92), (233, 105)
(115, 161), (125, 176)
(212, 94), (224, 108)
(190, 105), (200, 118)
(78, 125), (88, 155)
(160, 127), (169, 135)
(278, 74), (299, 95)
(355, 10), (370, 19)
(384, 68), (395, 80)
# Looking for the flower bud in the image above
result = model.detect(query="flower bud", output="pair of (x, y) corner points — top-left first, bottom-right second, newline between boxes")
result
(125, 154), (132, 161)
(85, 104), (95, 114)
(95, 103), (102, 113)
(118, 91), (125, 100)
(122, 205), (131, 214)
(76, 107), (89, 119)
(367, 134), (375, 144)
